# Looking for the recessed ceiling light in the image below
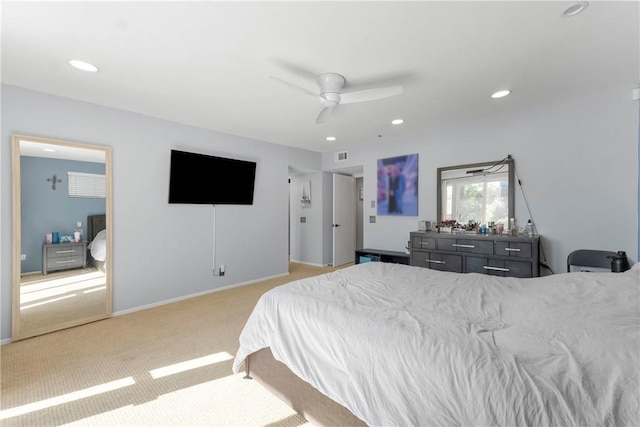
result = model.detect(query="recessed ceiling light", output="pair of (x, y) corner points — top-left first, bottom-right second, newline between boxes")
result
(563, 2), (588, 17)
(391, 119), (404, 125)
(69, 60), (99, 72)
(491, 90), (511, 99)
(326, 136), (337, 141)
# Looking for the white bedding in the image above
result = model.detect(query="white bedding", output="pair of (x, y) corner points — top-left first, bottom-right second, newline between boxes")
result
(88, 229), (107, 261)
(233, 262), (640, 426)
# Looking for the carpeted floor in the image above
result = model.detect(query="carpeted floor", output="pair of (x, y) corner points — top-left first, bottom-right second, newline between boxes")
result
(1, 262), (342, 426)
(19, 268), (107, 334)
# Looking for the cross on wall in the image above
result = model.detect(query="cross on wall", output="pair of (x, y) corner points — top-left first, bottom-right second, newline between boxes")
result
(47, 174), (62, 190)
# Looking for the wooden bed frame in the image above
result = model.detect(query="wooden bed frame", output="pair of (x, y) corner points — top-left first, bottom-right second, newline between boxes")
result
(245, 348), (366, 426)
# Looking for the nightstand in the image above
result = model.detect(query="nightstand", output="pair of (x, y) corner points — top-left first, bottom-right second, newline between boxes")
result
(42, 241), (88, 275)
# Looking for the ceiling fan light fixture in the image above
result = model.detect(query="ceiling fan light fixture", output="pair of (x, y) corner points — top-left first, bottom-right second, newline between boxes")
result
(391, 119), (404, 125)
(491, 90), (511, 99)
(69, 59), (99, 72)
(563, 2), (589, 17)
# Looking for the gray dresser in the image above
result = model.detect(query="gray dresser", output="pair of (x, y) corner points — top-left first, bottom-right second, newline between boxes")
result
(42, 241), (88, 275)
(409, 231), (540, 277)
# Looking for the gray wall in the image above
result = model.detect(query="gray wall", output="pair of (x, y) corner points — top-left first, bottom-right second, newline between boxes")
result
(20, 156), (105, 272)
(324, 85), (639, 274)
(1, 84), (321, 341)
(3, 82), (638, 340)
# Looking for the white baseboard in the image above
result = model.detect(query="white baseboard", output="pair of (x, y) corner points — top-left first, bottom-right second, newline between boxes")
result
(289, 259), (329, 267)
(112, 271), (289, 317)
(1, 272), (290, 345)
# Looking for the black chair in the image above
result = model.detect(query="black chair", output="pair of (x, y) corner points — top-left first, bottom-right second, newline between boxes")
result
(567, 249), (619, 272)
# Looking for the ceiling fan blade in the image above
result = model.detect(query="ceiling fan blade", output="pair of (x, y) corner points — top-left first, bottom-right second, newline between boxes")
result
(269, 76), (316, 97)
(340, 86), (403, 104)
(271, 59), (319, 81)
(315, 106), (333, 124)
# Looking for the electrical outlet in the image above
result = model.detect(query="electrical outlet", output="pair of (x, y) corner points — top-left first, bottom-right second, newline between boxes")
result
(21, 254), (26, 261)
(369, 216), (376, 223)
(219, 264), (225, 276)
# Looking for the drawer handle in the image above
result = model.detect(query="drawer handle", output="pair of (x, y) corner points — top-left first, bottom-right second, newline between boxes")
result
(504, 248), (521, 252)
(55, 250), (76, 254)
(425, 259), (445, 264)
(452, 244), (475, 248)
(483, 266), (510, 272)
(56, 259), (77, 264)
(419, 242), (430, 246)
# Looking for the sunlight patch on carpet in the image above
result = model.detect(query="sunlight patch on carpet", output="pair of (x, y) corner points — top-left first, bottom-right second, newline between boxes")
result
(0, 377), (136, 420)
(149, 351), (234, 379)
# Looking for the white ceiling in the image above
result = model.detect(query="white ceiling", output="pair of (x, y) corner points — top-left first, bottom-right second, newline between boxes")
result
(2, 1), (638, 153)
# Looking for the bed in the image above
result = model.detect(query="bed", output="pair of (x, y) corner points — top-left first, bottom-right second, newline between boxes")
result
(87, 214), (107, 272)
(233, 262), (640, 426)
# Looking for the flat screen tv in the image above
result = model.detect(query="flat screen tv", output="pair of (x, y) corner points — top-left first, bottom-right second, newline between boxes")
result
(168, 149), (256, 205)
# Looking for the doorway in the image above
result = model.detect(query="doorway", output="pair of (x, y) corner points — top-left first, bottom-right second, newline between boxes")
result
(288, 166), (362, 269)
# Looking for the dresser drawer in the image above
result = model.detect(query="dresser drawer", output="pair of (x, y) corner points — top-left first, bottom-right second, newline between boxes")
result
(436, 237), (493, 254)
(466, 257), (532, 277)
(428, 253), (463, 273)
(494, 242), (532, 258)
(452, 239), (493, 254)
(410, 251), (462, 272)
(411, 235), (436, 250)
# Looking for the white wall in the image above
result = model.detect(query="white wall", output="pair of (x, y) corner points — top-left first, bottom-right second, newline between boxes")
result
(324, 85), (639, 274)
(322, 172), (333, 265)
(1, 85), (321, 341)
(290, 172), (322, 265)
(289, 171), (333, 266)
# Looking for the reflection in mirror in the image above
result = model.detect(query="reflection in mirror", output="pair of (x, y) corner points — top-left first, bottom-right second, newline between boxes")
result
(436, 157), (514, 226)
(12, 135), (112, 341)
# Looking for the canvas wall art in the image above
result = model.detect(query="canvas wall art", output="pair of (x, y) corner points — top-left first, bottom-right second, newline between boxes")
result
(377, 154), (418, 216)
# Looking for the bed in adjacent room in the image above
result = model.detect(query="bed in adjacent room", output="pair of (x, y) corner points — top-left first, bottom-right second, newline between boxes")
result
(233, 262), (640, 426)
(87, 214), (107, 272)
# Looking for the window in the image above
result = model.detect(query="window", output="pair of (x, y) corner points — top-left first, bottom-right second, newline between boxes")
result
(68, 171), (106, 198)
(437, 158), (514, 226)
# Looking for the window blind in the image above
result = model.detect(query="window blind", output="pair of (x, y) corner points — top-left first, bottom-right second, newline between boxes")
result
(68, 171), (106, 198)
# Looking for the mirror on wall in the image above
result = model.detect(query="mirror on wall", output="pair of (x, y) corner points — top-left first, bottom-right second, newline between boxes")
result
(11, 134), (112, 340)
(436, 157), (514, 226)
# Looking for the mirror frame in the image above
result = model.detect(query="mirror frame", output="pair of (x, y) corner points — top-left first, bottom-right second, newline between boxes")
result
(436, 158), (514, 225)
(11, 134), (113, 340)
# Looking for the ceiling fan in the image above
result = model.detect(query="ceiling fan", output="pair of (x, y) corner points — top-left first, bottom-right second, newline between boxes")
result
(271, 71), (403, 124)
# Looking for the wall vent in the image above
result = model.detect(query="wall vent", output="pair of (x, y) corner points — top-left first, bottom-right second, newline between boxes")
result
(335, 151), (348, 162)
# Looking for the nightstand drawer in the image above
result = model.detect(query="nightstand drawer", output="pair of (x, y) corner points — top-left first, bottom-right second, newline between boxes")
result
(45, 244), (85, 259)
(46, 256), (85, 270)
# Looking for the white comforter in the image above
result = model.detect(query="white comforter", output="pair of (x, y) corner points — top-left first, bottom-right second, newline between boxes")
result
(88, 229), (107, 261)
(233, 262), (640, 426)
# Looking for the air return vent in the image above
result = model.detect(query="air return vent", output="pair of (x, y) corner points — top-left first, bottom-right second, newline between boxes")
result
(335, 151), (348, 162)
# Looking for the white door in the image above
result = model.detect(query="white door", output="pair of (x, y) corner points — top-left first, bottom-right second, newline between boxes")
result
(333, 174), (356, 267)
